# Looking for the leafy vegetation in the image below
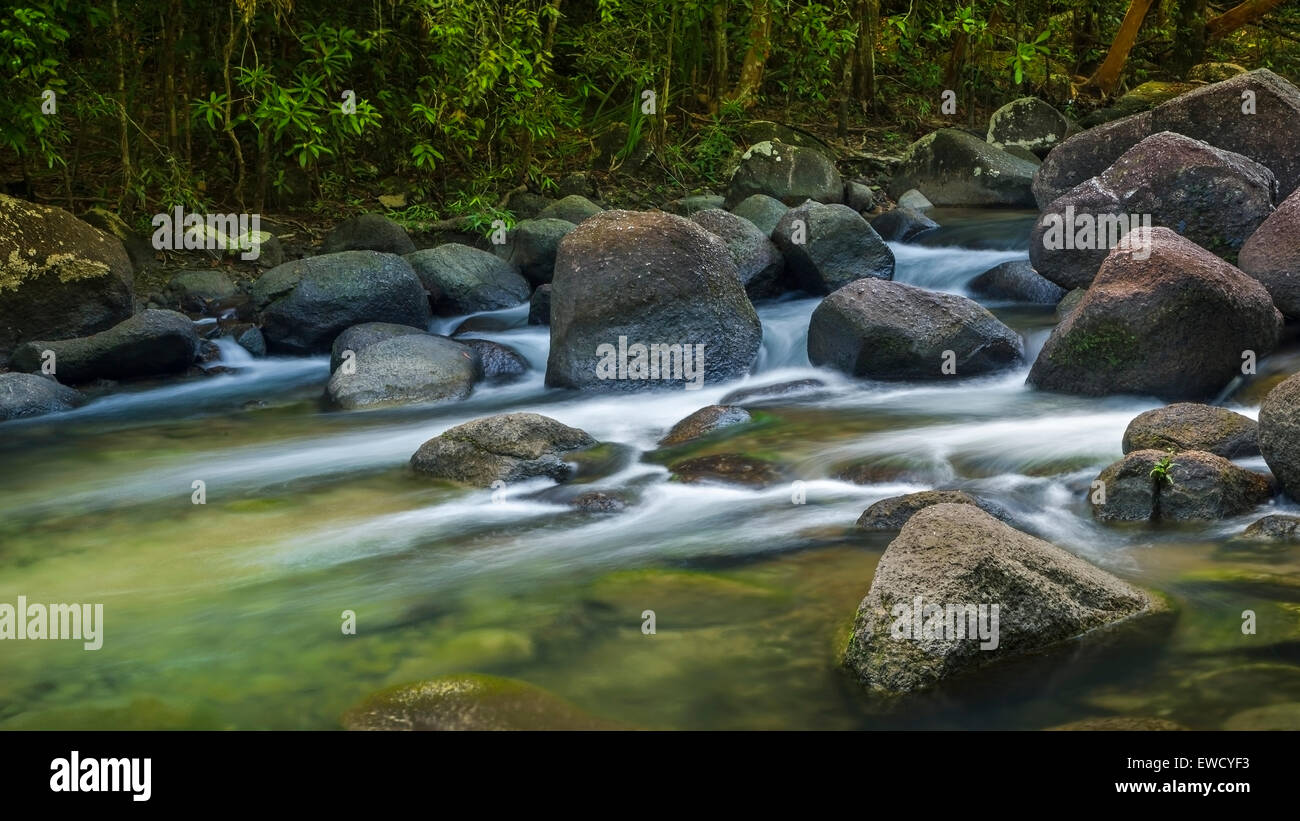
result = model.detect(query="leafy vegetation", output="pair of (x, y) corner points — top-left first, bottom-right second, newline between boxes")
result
(1, 0), (1296, 219)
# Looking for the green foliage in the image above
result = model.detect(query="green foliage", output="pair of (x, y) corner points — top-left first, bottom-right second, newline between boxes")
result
(1150, 449), (1177, 487)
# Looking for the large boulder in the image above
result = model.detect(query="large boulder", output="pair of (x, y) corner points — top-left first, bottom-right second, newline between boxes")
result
(886, 129), (1039, 207)
(808, 278), (1023, 379)
(545, 210), (762, 392)
(0, 372), (84, 421)
(1238, 187), (1300, 317)
(730, 194), (788, 237)
(0, 195), (134, 361)
(724, 140), (843, 209)
(321, 213), (415, 255)
(1027, 228), (1282, 400)
(10, 309), (199, 383)
(1122, 403), (1259, 458)
(843, 504), (1160, 694)
(404, 244), (530, 315)
(250, 251), (431, 355)
(493, 218), (576, 285)
(968, 260), (1066, 304)
(689, 208), (785, 299)
(1030, 132), (1277, 290)
(326, 333), (479, 410)
(1257, 373), (1300, 500)
(986, 97), (1070, 157)
(410, 412), (596, 486)
(869, 206), (939, 242)
(1090, 449), (1272, 522)
(773, 201), (895, 294)
(536, 195), (603, 224)
(1034, 69), (1300, 207)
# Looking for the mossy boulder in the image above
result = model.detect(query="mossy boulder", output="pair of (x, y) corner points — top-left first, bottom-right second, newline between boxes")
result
(886, 129), (1039, 207)
(730, 193), (789, 237)
(986, 97), (1069, 158)
(724, 140), (843, 208)
(1028, 228), (1281, 400)
(659, 404), (752, 446)
(536, 194), (603, 224)
(0, 194), (134, 361)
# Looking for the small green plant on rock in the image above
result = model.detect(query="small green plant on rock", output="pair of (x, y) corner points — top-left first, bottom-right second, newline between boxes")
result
(1150, 449), (1177, 487)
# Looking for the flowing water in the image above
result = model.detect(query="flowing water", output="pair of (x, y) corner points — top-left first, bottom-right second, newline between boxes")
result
(3, 209), (1300, 730)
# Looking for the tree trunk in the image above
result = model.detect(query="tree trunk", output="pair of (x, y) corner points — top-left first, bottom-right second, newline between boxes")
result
(710, 1), (728, 112)
(1207, 0), (1288, 39)
(111, 0), (133, 213)
(1172, 0), (1209, 73)
(730, 0), (771, 104)
(1083, 0), (1158, 96)
(852, 0), (879, 113)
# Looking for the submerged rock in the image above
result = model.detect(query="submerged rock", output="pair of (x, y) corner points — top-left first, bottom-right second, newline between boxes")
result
(843, 504), (1161, 694)
(11, 309), (199, 383)
(342, 674), (615, 731)
(808, 277), (1023, 379)
(410, 412), (597, 486)
(0, 372), (84, 421)
(1240, 514), (1300, 543)
(659, 405), (752, 446)
(669, 453), (784, 487)
(1122, 403), (1259, 458)
(1090, 449), (1272, 522)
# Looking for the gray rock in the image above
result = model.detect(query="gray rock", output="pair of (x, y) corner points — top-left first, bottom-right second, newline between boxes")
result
(410, 412), (597, 485)
(1240, 514), (1300, 543)
(493, 218), (576, 285)
(462, 338), (529, 384)
(843, 180), (878, 212)
(1239, 186), (1300, 317)
(528, 284), (551, 326)
(1122, 403), (1259, 458)
(869, 206), (939, 242)
(1090, 449), (1272, 522)
(689, 208), (785, 299)
(166, 270), (236, 312)
(326, 334), (479, 410)
(856, 490), (990, 530)
(724, 140), (843, 208)
(545, 210), (762, 392)
(536, 195), (603, 225)
(505, 190), (556, 220)
(773, 201), (894, 294)
(843, 503), (1160, 694)
(404, 244), (530, 315)
(322, 213), (415, 255)
(330, 322), (429, 373)
(251, 251), (431, 355)
(0, 372), (84, 420)
(1034, 69), (1300, 207)
(896, 189), (933, 210)
(10, 309), (199, 383)
(808, 278), (1023, 379)
(729, 193), (788, 237)
(886, 129), (1039, 206)
(987, 97), (1069, 157)
(235, 325), (266, 358)
(1258, 372), (1300, 501)
(1030, 131), (1277, 290)
(968, 260), (1066, 304)
(663, 194), (725, 216)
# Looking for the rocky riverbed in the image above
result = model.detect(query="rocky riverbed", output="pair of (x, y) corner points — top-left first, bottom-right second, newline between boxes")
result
(3, 70), (1300, 730)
